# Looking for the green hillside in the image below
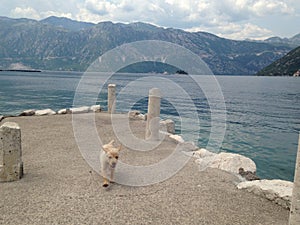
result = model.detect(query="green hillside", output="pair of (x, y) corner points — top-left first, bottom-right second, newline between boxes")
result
(256, 46), (300, 76)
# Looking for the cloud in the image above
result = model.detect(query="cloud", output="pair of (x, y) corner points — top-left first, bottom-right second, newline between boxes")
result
(1, 0), (299, 39)
(85, 0), (116, 16)
(78, 0), (295, 28)
(5, 0), (79, 20)
(11, 7), (40, 19)
(10, 6), (73, 20)
(251, 0), (292, 16)
(219, 23), (274, 40)
(186, 22), (273, 40)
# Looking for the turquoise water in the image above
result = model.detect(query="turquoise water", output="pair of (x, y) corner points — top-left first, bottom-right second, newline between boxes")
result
(0, 71), (299, 181)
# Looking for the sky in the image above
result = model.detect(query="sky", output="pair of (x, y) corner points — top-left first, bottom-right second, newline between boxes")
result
(1, 0), (299, 40)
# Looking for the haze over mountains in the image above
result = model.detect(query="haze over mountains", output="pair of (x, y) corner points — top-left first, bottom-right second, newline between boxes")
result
(0, 16), (299, 75)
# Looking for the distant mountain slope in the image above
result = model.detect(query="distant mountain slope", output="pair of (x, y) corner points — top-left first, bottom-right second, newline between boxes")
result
(264, 34), (300, 48)
(256, 46), (300, 76)
(40, 16), (95, 31)
(0, 16), (294, 74)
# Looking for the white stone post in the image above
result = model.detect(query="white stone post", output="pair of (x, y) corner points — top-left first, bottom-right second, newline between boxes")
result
(289, 134), (300, 225)
(145, 88), (161, 140)
(108, 84), (116, 114)
(0, 122), (23, 182)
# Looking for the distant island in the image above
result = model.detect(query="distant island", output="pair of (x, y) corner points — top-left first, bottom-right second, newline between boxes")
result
(0, 69), (41, 72)
(118, 61), (189, 74)
(175, 70), (188, 75)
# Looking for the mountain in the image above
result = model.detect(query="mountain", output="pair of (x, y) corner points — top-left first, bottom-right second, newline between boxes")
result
(263, 34), (300, 48)
(0, 16), (294, 75)
(263, 33), (300, 48)
(256, 46), (300, 76)
(40, 16), (95, 31)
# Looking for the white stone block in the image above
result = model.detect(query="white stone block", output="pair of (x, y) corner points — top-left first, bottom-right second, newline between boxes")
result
(0, 122), (23, 182)
(70, 106), (90, 114)
(237, 179), (293, 209)
(35, 109), (56, 116)
(169, 134), (184, 143)
(128, 110), (145, 120)
(160, 119), (175, 134)
(194, 148), (217, 158)
(57, 108), (71, 114)
(179, 142), (198, 152)
(90, 105), (101, 112)
(19, 109), (35, 116)
(195, 151), (256, 174)
(210, 152), (256, 174)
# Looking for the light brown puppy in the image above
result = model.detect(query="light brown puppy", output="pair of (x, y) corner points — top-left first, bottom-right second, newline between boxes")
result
(100, 140), (122, 187)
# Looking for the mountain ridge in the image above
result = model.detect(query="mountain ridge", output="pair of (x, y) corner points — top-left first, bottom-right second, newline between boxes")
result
(263, 33), (300, 48)
(0, 16), (297, 74)
(40, 16), (95, 31)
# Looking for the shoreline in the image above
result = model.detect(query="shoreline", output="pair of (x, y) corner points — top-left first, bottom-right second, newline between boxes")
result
(0, 106), (292, 181)
(0, 106), (294, 210)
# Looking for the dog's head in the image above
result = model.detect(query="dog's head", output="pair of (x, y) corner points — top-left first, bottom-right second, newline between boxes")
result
(102, 140), (122, 168)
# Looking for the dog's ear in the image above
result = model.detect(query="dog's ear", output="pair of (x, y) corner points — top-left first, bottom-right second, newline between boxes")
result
(102, 145), (110, 153)
(102, 140), (115, 152)
(118, 144), (122, 152)
(108, 140), (114, 145)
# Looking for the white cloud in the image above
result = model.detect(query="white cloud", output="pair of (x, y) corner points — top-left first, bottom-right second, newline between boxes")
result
(10, 7), (73, 21)
(186, 22), (273, 40)
(251, 0), (292, 16)
(1, 0), (299, 39)
(85, 0), (116, 16)
(11, 7), (40, 19)
(219, 23), (273, 40)
(77, 0), (295, 28)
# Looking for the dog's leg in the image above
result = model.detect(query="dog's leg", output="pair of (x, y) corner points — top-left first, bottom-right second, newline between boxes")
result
(103, 177), (109, 187)
(110, 169), (115, 183)
(101, 166), (110, 187)
(102, 169), (109, 187)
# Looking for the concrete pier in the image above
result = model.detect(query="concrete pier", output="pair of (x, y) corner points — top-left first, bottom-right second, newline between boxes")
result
(0, 114), (289, 225)
(289, 134), (300, 225)
(0, 122), (23, 182)
(145, 88), (161, 140)
(108, 84), (116, 114)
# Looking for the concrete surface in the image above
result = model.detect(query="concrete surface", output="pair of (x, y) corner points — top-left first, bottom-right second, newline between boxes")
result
(0, 113), (289, 225)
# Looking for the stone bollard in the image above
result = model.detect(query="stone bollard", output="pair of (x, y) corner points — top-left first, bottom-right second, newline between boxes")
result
(0, 122), (23, 182)
(289, 134), (300, 225)
(108, 84), (116, 114)
(145, 88), (161, 140)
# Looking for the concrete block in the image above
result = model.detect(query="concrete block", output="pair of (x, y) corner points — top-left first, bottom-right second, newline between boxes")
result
(0, 122), (23, 182)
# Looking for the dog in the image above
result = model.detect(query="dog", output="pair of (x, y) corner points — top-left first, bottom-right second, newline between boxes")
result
(100, 140), (122, 187)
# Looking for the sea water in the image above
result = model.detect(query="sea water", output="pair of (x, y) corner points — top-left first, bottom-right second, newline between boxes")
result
(0, 71), (299, 181)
